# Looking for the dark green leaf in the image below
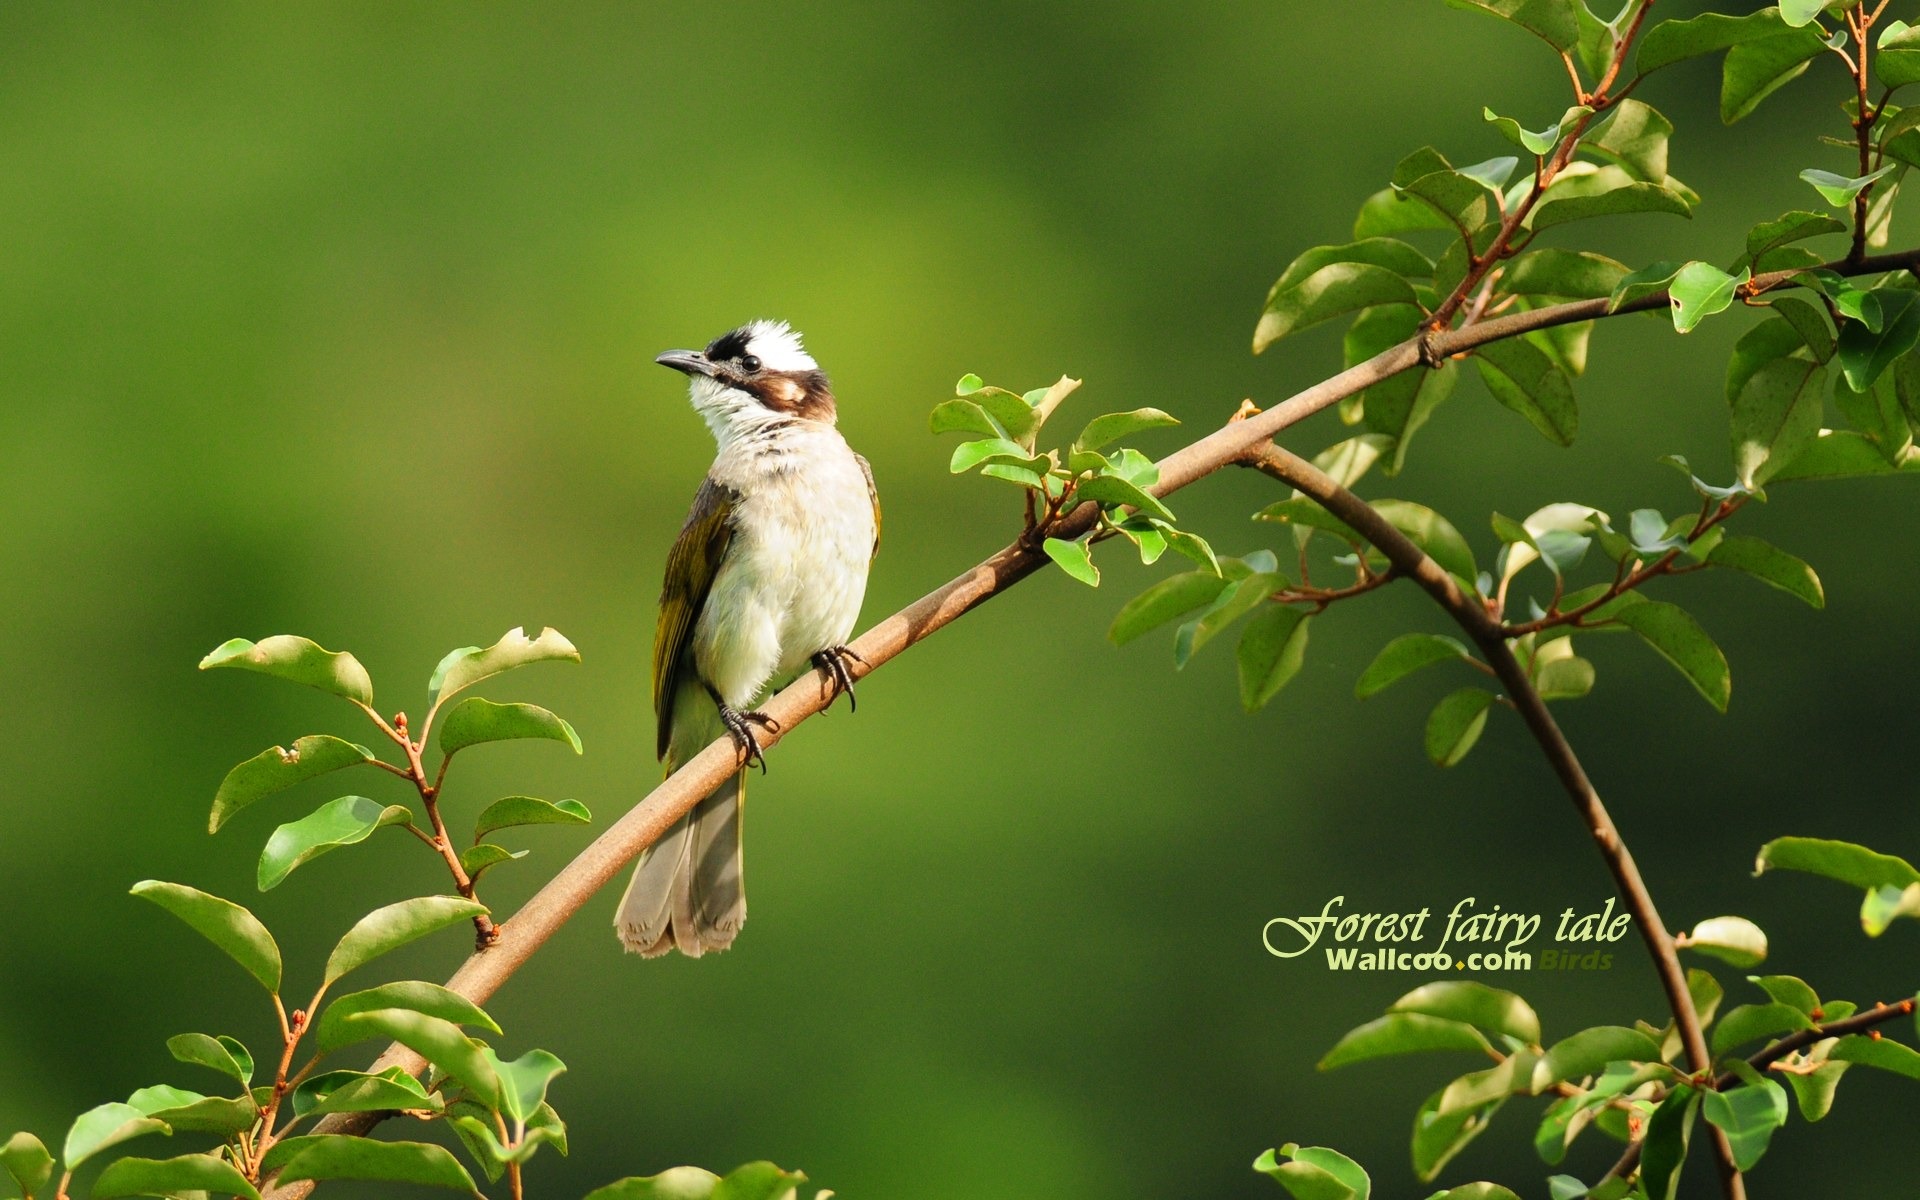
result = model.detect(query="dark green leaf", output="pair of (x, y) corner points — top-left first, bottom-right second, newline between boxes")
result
(209, 736), (376, 834)
(62, 1105), (168, 1172)
(1610, 599), (1730, 711)
(1830, 1033), (1920, 1078)
(1768, 296), (1835, 361)
(1755, 836), (1920, 890)
(484, 1049), (567, 1123)
(1501, 249), (1628, 299)
(1372, 500), (1479, 582)
(438, 698), (582, 756)
(94, 1154), (260, 1200)
(1769, 429), (1920, 481)
(1042, 537), (1099, 587)
(1365, 360), (1458, 476)
(1412, 1086), (1502, 1182)
(1356, 634), (1473, 698)
(323, 896), (490, 986)
(130, 881), (281, 993)
(166, 1033), (253, 1085)
(1730, 355), (1826, 489)
(1838, 288), (1920, 390)
(1711, 1003), (1810, 1056)
(315, 982), (500, 1055)
(1109, 572), (1230, 646)
(126, 1087), (257, 1136)
(1745, 210), (1847, 266)
(1237, 606), (1311, 712)
(949, 437), (1040, 474)
(1585, 99), (1672, 184)
(472, 796), (591, 841)
(1392, 980), (1542, 1044)
(1802, 164), (1899, 208)
(1529, 174), (1692, 232)
(1706, 535), (1824, 607)
(1882, 21), (1920, 88)
(1748, 974), (1820, 1015)
(293, 1069), (439, 1118)
(1722, 27), (1827, 122)
(583, 1162), (810, 1200)
(199, 635), (373, 706)
(1607, 260), (1683, 312)
(1254, 497), (1363, 545)
(1443, 0), (1579, 50)
(1173, 572), (1284, 668)
(1352, 188), (1455, 239)
(1474, 336), (1578, 446)
(1786, 1059), (1850, 1121)
(1076, 474), (1174, 523)
(428, 627), (578, 703)
(1427, 688), (1498, 767)
(1484, 104), (1590, 156)
(275, 1136), (479, 1194)
(1256, 263), (1421, 353)
(1638, 10), (1791, 73)
(1318, 1013), (1492, 1070)
(1638, 1085), (1697, 1200)
(928, 398), (999, 438)
(258, 796), (412, 891)
(458, 844), (527, 882)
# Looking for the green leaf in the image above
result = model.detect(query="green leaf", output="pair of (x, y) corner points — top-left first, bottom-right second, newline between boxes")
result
(1585, 99), (1673, 184)
(1252, 1142), (1371, 1200)
(258, 796), (412, 891)
(1162, 527), (1221, 575)
(1748, 974), (1820, 1015)
(1173, 572), (1285, 667)
(315, 982), (500, 1055)
(323, 896), (490, 986)
(1427, 689), (1497, 767)
(928, 398), (999, 438)
(1109, 572), (1230, 646)
(1352, 188), (1456, 239)
(954, 373), (984, 395)
(1705, 535), (1823, 607)
(1318, 1013), (1492, 1070)
(458, 843), (527, 882)
(1755, 836), (1920, 890)
(1830, 1033), (1920, 1078)
(1768, 296), (1835, 362)
(1769, 428), (1920, 481)
(1370, 500), (1479, 583)
(1355, 634), (1473, 698)
(293, 1069), (439, 1119)
(1638, 1085), (1697, 1200)
(0, 1133), (53, 1200)
(1722, 26), (1827, 122)
(275, 1136), (479, 1194)
(1744, 210), (1847, 267)
(130, 881), (281, 993)
(1529, 176), (1692, 233)
(334, 1009), (501, 1108)
(428, 626), (578, 705)
(125, 1087), (257, 1136)
(438, 698), (582, 756)
(1710, 1003), (1811, 1057)
(1535, 1026), (1661, 1089)
(1442, 0), (1579, 50)
(1484, 105), (1590, 156)
(1430, 1187), (1522, 1200)
(1680, 915), (1769, 969)
(1607, 260), (1683, 312)
(1392, 981), (1541, 1045)
(165, 1033), (252, 1085)
(199, 635), (373, 706)
(584, 1162), (810, 1200)
(1786, 1058), (1850, 1121)
(1256, 262), (1421, 353)
(1042, 537), (1099, 586)
(1735, 349), (1828, 488)
(948, 437), (1041, 474)
(1862, 881), (1920, 935)
(1638, 9), (1791, 73)
(1669, 262), (1748, 333)
(1237, 606), (1311, 712)
(62, 1105), (168, 1173)
(1473, 336), (1578, 446)
(1501, 249), (1628, 299)
(1777, 0), (1827, 26)
(1533, 648), (1595, 701)
(472, 796), (591, 841)
(1073, 408), (1179, 453)
(1254, 497), (1363, 546)
(1411, 1086), (1503, 1183)
(1802, 164), (1899, 208)
(209, 736), (377, 834)
(483, 1049), (567, 1123)
(94, 1154), (261, 1200)
(1835, 370), (1914, 459)
(1882, 22), (1920, 88)
(1075, 474), (1174, 523)
(1838, 288), (1920, 390)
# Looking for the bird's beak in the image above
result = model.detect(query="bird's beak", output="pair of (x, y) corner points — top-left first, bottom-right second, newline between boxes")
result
(655, 350), (717, 378)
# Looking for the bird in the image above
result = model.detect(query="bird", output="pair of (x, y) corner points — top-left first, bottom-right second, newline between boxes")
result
(616, 320), (879, 957)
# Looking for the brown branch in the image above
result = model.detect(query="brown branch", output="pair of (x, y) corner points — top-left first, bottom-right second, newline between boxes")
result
(1234, 440), (1745, 1200)
(262, 242), (1920, 1199)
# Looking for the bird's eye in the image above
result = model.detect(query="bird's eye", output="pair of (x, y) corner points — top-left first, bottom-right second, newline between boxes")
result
(740, 355), (761, 372)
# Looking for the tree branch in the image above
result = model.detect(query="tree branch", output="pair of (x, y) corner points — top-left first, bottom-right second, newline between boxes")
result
(1233, 440), (1746, 1199)
(264, 243), (1920, 1198)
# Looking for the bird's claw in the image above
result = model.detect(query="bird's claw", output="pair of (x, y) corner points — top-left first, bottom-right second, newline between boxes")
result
(812, 645), (865, 712)
(718, 705), (779, 773)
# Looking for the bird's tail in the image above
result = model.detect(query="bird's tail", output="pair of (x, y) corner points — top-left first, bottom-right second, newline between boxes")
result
(615, 719), (748, 957)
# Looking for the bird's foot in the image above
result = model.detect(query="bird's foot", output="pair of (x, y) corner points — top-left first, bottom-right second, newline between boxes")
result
(812, 645), (866, 712)
(718, 704), (780, 773)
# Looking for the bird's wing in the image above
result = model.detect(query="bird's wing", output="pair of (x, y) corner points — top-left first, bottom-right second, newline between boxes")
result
(653, 476), (738, 760)
(856, 452), (881, 558)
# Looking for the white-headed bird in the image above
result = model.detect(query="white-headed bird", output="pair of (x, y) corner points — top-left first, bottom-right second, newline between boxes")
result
(616, 320), (878, 957)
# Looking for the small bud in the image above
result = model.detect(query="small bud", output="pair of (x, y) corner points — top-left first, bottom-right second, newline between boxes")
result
(1870, 1029), (1883, 1040)
(393, 712), (409, 731)
(1810, 1007), (1824, 1021)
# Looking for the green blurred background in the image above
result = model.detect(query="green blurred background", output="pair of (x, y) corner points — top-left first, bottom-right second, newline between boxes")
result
(3, 3), (1917, 1196)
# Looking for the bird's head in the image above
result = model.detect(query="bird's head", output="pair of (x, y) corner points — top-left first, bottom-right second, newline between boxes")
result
(656, 320), (836, 444)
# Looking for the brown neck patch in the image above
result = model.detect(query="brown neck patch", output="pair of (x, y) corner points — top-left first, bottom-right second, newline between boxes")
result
(749, 369), (836, 422)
